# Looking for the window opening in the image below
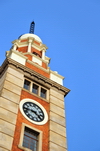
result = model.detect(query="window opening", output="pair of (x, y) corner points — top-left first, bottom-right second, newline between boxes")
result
(32, 84), (39, 95)
(23, 79), (48, 100)
(24, 79), (30, 90)
(40, 88), (46, 99)
(23, 127), (39, 151)
(32, 52), (41, 58)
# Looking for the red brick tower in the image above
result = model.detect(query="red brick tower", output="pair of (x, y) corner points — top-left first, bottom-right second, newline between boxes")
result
(0, 22), (70, 151)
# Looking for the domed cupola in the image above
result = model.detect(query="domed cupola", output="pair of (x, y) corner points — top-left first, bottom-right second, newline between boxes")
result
(6, 21), (50, 73)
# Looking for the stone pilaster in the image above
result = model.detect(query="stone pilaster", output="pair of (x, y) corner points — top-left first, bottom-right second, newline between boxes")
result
(0, 67), (24, 151)
(49, 88), (67, 151)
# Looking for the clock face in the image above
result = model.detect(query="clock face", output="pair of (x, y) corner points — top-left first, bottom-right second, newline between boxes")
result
(20, 99), (48, 125)
(23, 102), (44, 122)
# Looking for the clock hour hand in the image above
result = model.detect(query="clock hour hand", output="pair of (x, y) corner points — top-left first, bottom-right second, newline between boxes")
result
(23, 103), (44, 121)
(24, 105), (36, 113)
(28, 110), (37, 118)
(28, 106), (41, 118)
(29, 107), (43, 120)
(29, 106), (40, 115)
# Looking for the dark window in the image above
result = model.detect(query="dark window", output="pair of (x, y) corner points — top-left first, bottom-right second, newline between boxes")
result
(24, 79), (30, 90)
(32, 52), (41, 58)
(32, 84), (39, 95)
(40, 88), (46, 99)
(23, 127), (39, 151)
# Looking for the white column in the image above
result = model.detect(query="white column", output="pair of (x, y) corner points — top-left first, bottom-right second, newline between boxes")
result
(42, 49), (46, 60)
(28, 39), (32, 53)
(13, 44), (17, 50)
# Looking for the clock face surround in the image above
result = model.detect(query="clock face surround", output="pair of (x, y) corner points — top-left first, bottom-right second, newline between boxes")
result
(19, 99), (48, 125)
(23, 102), (44, 122)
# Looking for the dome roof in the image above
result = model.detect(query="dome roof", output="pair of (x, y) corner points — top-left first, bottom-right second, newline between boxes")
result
(20, 33), (42, 43)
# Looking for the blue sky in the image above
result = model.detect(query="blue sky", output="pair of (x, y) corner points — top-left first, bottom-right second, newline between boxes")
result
(0, 0), (100, 151)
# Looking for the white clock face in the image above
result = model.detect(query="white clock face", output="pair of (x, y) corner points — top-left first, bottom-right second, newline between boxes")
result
(19, 99), (48, 125)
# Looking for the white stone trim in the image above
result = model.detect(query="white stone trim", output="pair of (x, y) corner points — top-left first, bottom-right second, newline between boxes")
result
(50, 70), (64, 79)
(20, 33), (42, 43)
(42, 49), (46, 60)
(28, 41), (32, 53)
(27, 59), (50, 73)
(6, 49), (27, 65)
(32, 56), (42, 66)
(18, 123), (43, 151)
(12, 39), (47, 50)
(31, 44), (42, 51)
(23, 78), (49, 102)
(17, 43), (28, 47)
(6, 49), (27, 59)
(19, 98), (48, 125)
(50, 70), (65, 85)
(10, 53), (26, 65)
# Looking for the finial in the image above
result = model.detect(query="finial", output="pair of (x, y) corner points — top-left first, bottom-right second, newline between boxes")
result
(29, 21), (35, 34)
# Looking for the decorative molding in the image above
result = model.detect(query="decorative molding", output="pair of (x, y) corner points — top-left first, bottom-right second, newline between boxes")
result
(23, 52), (50, 64)
(18, 123), (43, 151)
(27, 59), (49, 73)
(12, 39), (48, 51)
(0, 58), (70, 96)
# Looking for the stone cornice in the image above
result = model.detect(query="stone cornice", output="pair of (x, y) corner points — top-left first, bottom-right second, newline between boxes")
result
(0, 58), (70, 96)
(12, 39), (48, 51)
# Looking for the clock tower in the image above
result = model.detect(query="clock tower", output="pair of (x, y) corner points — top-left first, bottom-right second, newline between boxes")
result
(0, 22), (70, 151)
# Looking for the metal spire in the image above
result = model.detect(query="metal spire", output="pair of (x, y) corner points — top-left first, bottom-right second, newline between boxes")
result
(29, 21), (35, 34)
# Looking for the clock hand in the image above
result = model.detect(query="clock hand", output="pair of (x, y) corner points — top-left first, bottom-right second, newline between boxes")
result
(24, 105), (38, 117)
(28, 110), (38, 118)
(24, 104), (44, 121)
(24, 105), (36, 113)
(29, 108), (43, 120)
(29, 106), (40, 116)
(37, 113), (43, 120)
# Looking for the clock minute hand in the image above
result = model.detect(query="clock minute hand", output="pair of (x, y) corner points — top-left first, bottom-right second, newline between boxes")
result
(24, 106), (37, 115)
(24, 105), (43, 120)
(30, 107), (43, 119)
(30, 106), (37, 113)
(37, 113), (44, 120)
